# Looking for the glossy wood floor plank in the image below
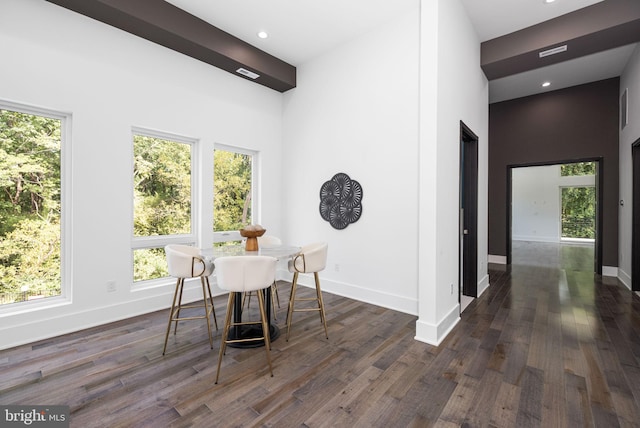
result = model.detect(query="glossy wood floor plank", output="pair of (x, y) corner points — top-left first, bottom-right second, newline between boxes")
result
(2, 241), (640, 427)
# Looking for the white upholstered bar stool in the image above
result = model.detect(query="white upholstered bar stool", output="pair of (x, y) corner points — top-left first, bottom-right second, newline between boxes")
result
(214, 255), (278, 384)
(285, 242), (329, 341)
(163, 244), (218, 355)
(242, 235), (282, 318)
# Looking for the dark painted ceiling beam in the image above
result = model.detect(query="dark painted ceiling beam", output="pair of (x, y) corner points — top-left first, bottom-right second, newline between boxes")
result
(45, 0), (296, 92)
(481, 0), (640, 80)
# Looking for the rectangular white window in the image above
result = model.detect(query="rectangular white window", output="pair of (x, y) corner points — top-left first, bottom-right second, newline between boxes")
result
(0, 103), (67, 307)
(132, 129), (197, 283)
(213, 146), (257, 244)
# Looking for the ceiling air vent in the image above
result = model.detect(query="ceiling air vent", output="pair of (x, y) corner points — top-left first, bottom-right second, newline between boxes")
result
(539, 45), (567, 58)
(236, 68), (260, 79)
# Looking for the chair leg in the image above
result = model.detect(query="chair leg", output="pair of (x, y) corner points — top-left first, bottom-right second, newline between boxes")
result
(163, 278), (182, 355)
(256, 289), (273, 377)
(215, 292), (235, 384)
(201, 277), (214, 350)
(174, 279), (185, 335)
(205, 277), (218, 330)
(242, 291), (253, 311)
(285, 272), (299, 341)
(273, 281), (281, 308)
(314, 272), (329, 339)
(270, 283), (278, 321)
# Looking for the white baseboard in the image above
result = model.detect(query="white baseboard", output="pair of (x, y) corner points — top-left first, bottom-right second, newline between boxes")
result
(477, 274), (489, 297)
(488, 255), (507, 264)
(414, 303), (460, 346)
(512, 236), (558, 243)
(292, 273), (418, 316)
(602, 266), (618, 278)
(619, 268), (632, 289)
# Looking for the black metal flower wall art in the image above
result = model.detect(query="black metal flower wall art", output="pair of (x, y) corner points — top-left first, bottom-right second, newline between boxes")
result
(319, 173), (363, 230)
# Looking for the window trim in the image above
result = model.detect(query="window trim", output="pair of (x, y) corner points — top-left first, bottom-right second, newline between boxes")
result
(131, 127), (199, 286)
(0, 99), (72, 314)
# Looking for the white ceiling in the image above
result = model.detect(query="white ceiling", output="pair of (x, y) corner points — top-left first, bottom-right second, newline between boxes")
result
(165, 0), (635, 103)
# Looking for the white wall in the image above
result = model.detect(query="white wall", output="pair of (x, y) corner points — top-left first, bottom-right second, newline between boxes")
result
(619, 43), (640, 288)
(0, 0), (284, 349)
(282, 5), (421, 314)
(283, 0), (489, 346)
(512, 165), (595, 242)
(416, 0), (489, 345)
(512, 166), (561, 242)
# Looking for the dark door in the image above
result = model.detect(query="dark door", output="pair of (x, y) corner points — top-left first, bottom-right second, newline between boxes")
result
(633, 140), (640, 291)
(460, 122), (478, 298)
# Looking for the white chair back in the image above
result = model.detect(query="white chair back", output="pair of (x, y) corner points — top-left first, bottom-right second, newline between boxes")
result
(215, 256), (277, 292)
(165, 244), (213, 278)
(289, 242), (328, 273)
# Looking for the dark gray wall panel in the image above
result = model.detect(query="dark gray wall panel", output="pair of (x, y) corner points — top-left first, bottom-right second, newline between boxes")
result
(488, 78), (619, 266)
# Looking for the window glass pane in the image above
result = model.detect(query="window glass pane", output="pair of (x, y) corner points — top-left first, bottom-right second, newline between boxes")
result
(0, 109), (61, 305)
(133, 135), (191, 236)
(133, 133), (193, 283)
(560, 161), (595, 176)
(213, 149), (252, 233)
(133, 248), (168, 282)
(561, 186), (595, 239)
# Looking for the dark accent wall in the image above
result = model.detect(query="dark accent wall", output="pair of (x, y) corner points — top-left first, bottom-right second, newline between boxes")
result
(489, 77), (619, 266)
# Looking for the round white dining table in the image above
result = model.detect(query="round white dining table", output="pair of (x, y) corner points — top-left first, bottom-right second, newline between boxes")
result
(201, 244), (300, 347)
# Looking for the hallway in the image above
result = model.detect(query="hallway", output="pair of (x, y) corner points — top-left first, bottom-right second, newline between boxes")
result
(455, 241), (640, 426)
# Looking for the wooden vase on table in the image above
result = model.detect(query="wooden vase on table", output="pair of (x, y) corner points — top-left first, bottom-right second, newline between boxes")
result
(239, 228), (266, 251)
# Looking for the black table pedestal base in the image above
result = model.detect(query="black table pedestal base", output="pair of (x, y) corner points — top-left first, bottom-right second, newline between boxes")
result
(226, 288), (280, 348)
(227, 325), (280, 348)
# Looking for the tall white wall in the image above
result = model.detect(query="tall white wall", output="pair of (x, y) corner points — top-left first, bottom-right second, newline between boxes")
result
(282, 5), (421, 314)
(282, 0), (489, 345)
(619, 44), (640, 288)
(417, 0), (489, 345)
(0, 0), (284, 349)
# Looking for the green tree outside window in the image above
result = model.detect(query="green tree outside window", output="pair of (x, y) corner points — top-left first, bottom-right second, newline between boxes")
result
(132, 134), (191, 282)
(0, 109), (61, 305)
(214, 149), (252, 233)
(560, 161), (596, 239)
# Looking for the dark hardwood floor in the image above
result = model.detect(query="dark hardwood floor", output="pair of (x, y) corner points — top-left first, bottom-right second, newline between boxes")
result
(2, 242), (640, 427)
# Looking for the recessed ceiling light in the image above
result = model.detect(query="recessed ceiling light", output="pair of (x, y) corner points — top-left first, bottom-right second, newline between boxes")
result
(544, 0), (556, 3)
(542, 81), (551, 87)
(257, 31), (268, 39)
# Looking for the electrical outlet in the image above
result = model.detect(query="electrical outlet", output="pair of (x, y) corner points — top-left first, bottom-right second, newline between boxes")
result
(107, 280), (116, 292)
(335, 263), (340, 272)
(450, 283), (454, 295)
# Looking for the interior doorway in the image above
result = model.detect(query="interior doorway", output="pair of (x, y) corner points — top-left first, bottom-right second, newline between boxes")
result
(460, 121), (478, 305)
(507, 158), (603, 274)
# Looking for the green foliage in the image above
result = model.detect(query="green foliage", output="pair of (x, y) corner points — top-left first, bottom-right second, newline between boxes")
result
(133, 248), (168, 282)
(561, 186), (595, 239)
(133, 135), (191, 236)
(0, 109), (61, 303)
(561, 161), (595, 176)
(213, 149), (252, 232)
